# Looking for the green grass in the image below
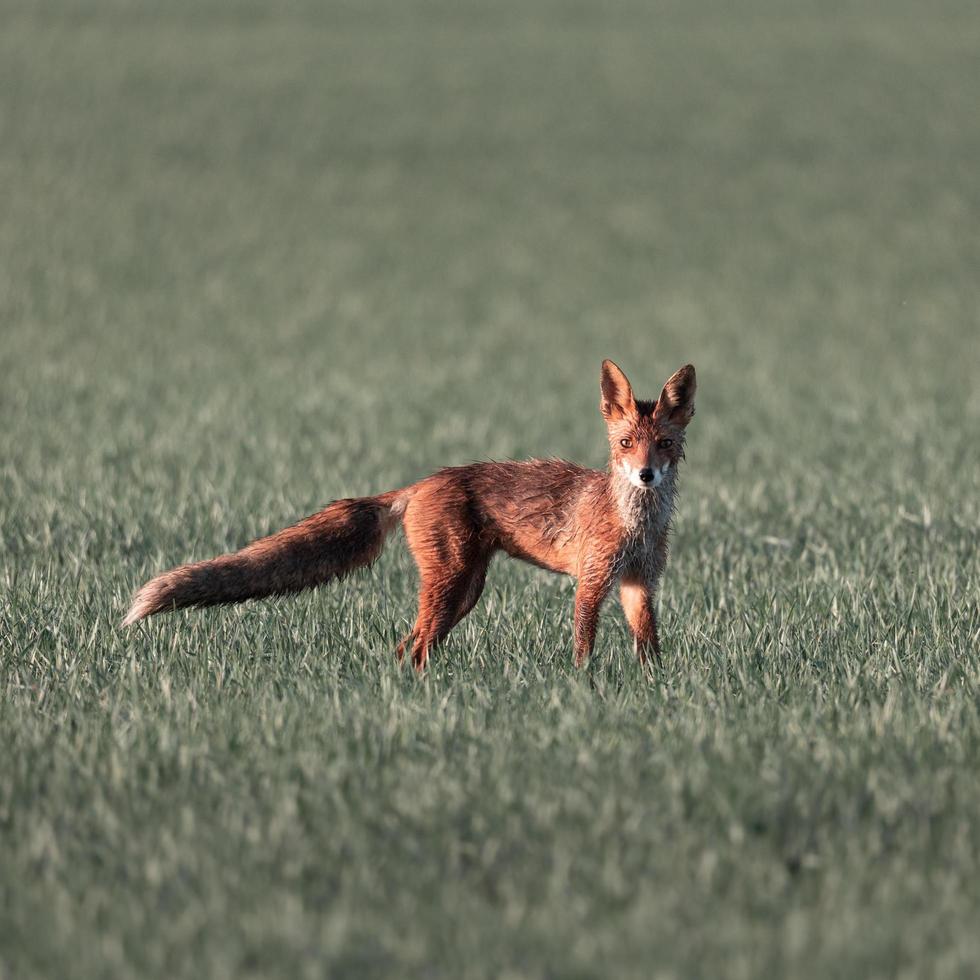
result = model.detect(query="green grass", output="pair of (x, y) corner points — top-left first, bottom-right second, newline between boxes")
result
(2, 0), (980, 976)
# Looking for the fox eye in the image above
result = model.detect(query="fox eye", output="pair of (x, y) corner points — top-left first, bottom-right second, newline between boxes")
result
(619, 438), (633, 449)
(659, 438), (673, 449)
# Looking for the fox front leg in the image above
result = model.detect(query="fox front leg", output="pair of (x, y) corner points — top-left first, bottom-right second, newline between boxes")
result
(619, 578), (661, 665)
(573, 568), (614, 667)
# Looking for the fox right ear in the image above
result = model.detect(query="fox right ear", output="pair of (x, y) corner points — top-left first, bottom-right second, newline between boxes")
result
(600, 359), (636, 420)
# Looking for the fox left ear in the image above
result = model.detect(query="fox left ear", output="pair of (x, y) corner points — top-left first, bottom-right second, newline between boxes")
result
(655, 364), (697, 426)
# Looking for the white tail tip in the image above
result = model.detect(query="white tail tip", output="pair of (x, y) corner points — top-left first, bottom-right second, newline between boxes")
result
(120, 589), (155, 627)
(120, 606), (142, 628)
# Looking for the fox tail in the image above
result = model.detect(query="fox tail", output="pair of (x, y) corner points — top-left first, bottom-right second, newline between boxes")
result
(122, 490), (409, 626)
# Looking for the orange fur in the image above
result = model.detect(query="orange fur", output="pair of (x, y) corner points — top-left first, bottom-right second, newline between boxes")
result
(123, 361), (696, 669)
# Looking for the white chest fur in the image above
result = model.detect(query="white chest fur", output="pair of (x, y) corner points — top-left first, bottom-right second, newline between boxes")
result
(613, 473), (676, 583)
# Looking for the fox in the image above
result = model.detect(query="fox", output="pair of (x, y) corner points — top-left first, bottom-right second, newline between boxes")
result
(123, 360), (696, 669)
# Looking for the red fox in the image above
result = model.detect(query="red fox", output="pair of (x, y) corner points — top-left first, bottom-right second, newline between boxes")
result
(123, 360), (696, 668)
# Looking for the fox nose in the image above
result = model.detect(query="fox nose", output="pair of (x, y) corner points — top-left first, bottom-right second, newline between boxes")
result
(638, 468), (654, 484)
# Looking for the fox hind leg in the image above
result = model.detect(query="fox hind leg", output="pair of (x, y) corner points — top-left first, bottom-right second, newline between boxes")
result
(396, 555), (491, 671)
(397, 483), (492, 670)
(398, 573), (472, 670)
(450, 556), (491, 629)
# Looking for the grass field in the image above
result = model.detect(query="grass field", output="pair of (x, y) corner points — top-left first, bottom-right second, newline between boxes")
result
(2, 1), (979, 976)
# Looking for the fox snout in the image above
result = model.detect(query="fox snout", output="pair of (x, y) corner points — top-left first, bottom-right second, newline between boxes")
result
(621, 460), (671, 490)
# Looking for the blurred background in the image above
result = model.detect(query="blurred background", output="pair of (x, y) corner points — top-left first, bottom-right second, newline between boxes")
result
(4, 0), (977, 514)
(2, 1), (979, 977)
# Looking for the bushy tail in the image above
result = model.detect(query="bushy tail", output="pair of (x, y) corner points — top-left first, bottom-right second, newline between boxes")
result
(122, 491), (408, 626)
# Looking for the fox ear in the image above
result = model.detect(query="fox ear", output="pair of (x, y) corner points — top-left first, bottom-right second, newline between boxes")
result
(655, 364), (697, 426)
(600, 359), (636, 420)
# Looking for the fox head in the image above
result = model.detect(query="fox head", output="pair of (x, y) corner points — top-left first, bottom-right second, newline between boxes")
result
(600, 359), (696, 490)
